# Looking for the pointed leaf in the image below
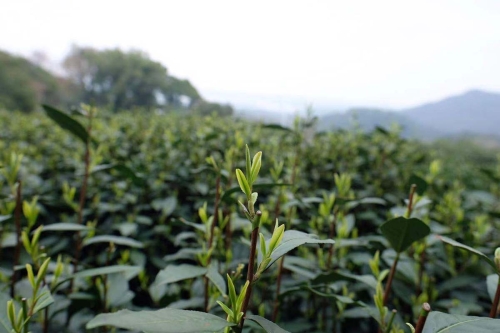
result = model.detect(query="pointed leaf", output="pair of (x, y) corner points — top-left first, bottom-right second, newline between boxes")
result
(153, 264), (207, 287)
(73, 265), (141, 280)
(206, 264), (226, 296)
(83, 235), (143, 248)
(422, 311), (500, 333)
(221, 183), (291, 203)
(245, 314), (290, 333)
(487, 274), (499, 303)
(33, 286), (54, 314)
(438, 235), (498, 273)
(41, 223), (93, 232)
(86, 308), (234, 333)
(235, 169), (251, 197)
(0, 292), (13, 333)
(42, 104), (90, 144)
(380, 217), (430, 253)
(259, 230), (334, 270)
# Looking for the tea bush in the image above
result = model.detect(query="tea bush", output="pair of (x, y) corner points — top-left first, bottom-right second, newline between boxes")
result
(0, 106), (499, 333)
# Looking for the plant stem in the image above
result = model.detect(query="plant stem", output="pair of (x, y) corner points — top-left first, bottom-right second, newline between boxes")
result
(239, 212), (261, 330)
(12, 181), (22, 298)
(490, 280), (500, 318)
(384, 309), (397, 333)
(405, 184), (417, 218)
(271, 257), (285, 321)
(205, 174), (221, 312)
(71, 109), (93, 291)
(383, 252), (400, 306)
(271, 205), (294, 321)
(416, 247), (426, 296)
(415, 303), (431, 333)
(326, 207), (339, 269)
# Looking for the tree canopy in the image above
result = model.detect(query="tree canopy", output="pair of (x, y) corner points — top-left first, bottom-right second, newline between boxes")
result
(0, 47), (232, 115)
(0, 51), (63, 112)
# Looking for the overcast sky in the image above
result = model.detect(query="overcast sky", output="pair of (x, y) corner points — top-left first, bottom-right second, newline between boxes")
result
(2, 0), (500, 110)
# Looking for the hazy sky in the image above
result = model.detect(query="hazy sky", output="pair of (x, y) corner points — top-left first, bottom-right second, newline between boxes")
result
(2, 0), (500, 110)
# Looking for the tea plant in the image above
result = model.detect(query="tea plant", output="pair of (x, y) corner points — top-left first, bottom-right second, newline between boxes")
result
(0, 105), (500, 332)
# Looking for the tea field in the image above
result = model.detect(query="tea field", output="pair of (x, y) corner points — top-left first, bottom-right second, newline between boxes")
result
(1, 106), (500, 333)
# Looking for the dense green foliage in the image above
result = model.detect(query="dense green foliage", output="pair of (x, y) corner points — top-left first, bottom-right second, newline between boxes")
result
(0, 51), (64, 112)
(1, 107), (500, 333)
(0, 48), (232, 115)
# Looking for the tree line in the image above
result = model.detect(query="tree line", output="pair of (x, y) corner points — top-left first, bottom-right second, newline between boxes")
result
(0, 46), (233, 115)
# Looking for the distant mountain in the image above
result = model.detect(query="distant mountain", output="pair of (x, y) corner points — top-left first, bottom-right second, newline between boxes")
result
(403, 89), (500, 136)
(316, 90), (500, 140)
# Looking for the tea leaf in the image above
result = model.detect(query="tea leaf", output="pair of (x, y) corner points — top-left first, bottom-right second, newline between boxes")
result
(83, 235), (143, 248)
(380, 217), (430, 253)
(86, 308), (234, 332)
(42, 104), (90, 144)
(245, 314), (290, 333)
(422, 311), (500, 333)
(153, 264), (207, 287)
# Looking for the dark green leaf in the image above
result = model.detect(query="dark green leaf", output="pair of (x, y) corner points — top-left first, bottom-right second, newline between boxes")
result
(408, 174), (428, 195)
(438, 236), (498, 273)
(380, 217), (430, 253)
(0, 292), (13, 333)
(262, 124), (293, 132)
(0, 215), (11, 224)
(259, 230), (334, 269)
(487, 274), (499, 303)
(42, 104), (90, 144)
(86, 308), (233, 333)
(423, 311), (500, 333)
(153, 264), (207, 287)
(74, 265), (141, 280)
(33, 286), (54, 314)
(245, 314), (290, 333)
(83, 235), (143, 248)
(41, 223), (92, 232)
(206, 264), (226, 296)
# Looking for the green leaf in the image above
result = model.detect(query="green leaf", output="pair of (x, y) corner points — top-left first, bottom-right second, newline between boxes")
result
(380, 217), (430, 253)
(310, 271), (378, 290)
(235, 169), (251, 197)
(153, 264), (207, 287)
(221, 183), (291, 203)
(152, 197), (177, 216)
(42, 104), (90, 144)
(262, 124), (292, 132)
(73, 265), (141, 280)
(83, 235), (143, 248)
(408, 174), (428, 195)
(258, 230), (334, 270)
(245, 314), (290, 333)
(113, 164), (144, 185)
(0, 215), (11, 224)
(86, 308), (234, 333)
(41, 223), (93, 232)
(0, 292), (13, 333)
(33, 286), (54, 314)
(438, 236), (498, 273)
(487, 274), (499, 303)
(422, 311), (500, 333)
(249, 151), (262, 184)
(206, 264), (226, 296)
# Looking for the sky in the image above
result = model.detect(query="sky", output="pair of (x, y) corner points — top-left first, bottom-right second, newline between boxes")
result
(2, 0), (500, 111)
